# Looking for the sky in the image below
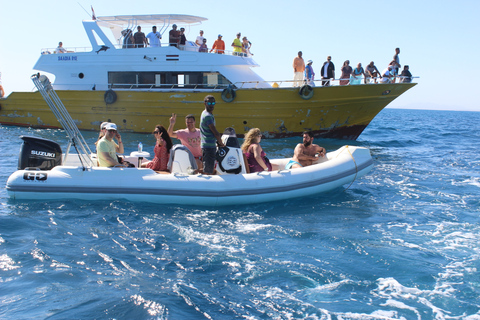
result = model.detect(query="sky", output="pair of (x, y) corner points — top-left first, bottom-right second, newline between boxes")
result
(1, 0), (479, 112)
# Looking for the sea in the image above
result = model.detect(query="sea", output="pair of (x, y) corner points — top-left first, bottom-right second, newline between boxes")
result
(1, 108), (479, 320)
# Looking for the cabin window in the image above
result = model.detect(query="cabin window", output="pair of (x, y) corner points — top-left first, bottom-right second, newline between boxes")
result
(108, 71), (232, 89)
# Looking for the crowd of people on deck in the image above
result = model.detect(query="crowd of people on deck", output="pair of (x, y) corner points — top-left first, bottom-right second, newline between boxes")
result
(118, 25), (253, 55)
(293, 48), (413, 86)
(95, 95), (326, 174)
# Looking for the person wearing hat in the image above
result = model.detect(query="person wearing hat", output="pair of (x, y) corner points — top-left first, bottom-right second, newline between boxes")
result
(95, 121), (109, 148)
(231, 32), (243, 56)
(210, 34), (225, 54)
(305, 60), (315, 86)
(96, 122), (125, 167)
(169, 24), (180, 47)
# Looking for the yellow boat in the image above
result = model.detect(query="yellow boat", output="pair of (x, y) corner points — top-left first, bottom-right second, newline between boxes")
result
(0, 14), (416, 139)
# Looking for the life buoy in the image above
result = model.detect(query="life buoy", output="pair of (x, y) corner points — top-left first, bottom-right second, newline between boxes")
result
(104, 89), (117, 104)
(299, 85), (314, 100)
(221, 86), (236, 102)
(0, 85), (4, 98)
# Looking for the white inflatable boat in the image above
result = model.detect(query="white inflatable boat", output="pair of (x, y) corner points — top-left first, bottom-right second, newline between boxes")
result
(5, 74), (373, 206)
(5, 135), (373, 206)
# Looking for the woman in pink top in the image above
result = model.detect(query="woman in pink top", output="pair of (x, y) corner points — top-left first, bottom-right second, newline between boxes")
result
(241, 128), (274, 173)
(143, 125), (173, 172)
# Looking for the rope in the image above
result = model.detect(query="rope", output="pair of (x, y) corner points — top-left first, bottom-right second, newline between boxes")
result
(342, 145), (358, 192)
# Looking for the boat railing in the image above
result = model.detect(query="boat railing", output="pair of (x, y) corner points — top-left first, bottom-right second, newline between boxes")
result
(106, 76), (418, 91)
(108, 83), (233, 90)
(233, 76), (418, 88)
(40, 44), (253, 57)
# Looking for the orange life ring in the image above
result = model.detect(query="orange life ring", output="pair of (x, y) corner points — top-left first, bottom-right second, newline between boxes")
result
(0, 85), (4, 98)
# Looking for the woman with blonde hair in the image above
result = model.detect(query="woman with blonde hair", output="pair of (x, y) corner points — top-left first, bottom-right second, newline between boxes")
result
(241, 128), (273, 173)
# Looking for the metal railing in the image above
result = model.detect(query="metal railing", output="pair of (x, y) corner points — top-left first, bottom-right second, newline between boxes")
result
(31, 73), (94, 169)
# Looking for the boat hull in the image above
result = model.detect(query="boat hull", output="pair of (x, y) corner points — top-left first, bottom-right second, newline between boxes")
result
(6, 146), (373, 206)
(0, 83), (415, 140)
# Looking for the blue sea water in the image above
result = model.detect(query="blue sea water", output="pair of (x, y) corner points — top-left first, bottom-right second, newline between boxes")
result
(1, 108), (479, 319)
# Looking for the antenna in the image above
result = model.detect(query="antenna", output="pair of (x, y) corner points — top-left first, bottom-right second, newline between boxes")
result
(77, 2), (91, 19)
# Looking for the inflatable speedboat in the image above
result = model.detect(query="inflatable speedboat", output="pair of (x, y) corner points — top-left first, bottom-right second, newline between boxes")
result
(5, 74), (373, 206)
(5, 134), (373, 206)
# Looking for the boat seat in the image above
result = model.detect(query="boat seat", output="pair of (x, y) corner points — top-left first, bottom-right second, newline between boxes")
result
(168, 144), (198, 173)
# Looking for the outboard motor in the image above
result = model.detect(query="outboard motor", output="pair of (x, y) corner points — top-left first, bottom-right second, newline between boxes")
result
(221, 127), (240, 148)
(17, 136), (62, 170)
(216, 128), (246, 175)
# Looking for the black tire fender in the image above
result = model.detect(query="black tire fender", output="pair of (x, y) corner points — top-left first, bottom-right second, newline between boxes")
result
(104, 89), (117, 104)
(299, 85), (314, 100)
(221, 86), (236, 102)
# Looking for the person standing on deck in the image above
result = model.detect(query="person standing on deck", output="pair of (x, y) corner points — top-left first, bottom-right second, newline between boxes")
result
(321, 56), (335, 86)
(146, 26), (162, 47)
(293, 51), (305, 87)
(134, 26), (147, 48)
(210, 35), (225, 54)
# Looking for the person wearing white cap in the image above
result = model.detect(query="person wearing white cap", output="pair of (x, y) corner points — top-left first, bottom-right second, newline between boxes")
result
(96, 122), (125, 167)
(304, 60), (315, 86)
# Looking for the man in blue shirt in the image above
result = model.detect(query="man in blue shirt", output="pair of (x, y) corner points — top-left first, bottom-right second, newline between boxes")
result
(200, 95), (225, 174)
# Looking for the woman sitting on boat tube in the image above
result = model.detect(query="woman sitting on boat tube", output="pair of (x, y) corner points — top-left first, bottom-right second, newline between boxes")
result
(142, 125), (173, 172)
(241, 128), (277, 173)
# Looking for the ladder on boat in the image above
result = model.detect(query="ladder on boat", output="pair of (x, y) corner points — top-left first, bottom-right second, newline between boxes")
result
(31, 73), (94, 168)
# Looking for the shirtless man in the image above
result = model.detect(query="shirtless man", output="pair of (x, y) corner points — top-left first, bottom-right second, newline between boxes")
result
(285, 131), (326, 169)
(168, 113), (203, 169)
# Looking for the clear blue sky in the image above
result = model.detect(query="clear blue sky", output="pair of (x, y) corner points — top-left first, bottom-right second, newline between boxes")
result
(1, 0), (479, 111)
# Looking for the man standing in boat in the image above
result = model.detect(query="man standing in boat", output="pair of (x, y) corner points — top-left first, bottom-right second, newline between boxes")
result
(231, 33), (243, 56)
(134, 26), (147, 48)
(321, 56), (335, 86)
(96, 123), (126, 167)
(285, 131), (326, 169)
(210, 35), (225, 54)
(168, 113), (203, 170)
(169, 24), (180, 47)
(200, 95), (225, 174)
(293, 51), (305, 87)
(146, 26), (162, 47)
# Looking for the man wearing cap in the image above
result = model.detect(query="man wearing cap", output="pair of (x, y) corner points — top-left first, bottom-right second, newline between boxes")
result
(169, 24), (180, 47)
(96, 123), (125, 167)
(147, 26), (162, 47)
(292, 51), (305, 87)
(231, 32), (243, 56)
(210, 34), (225, 54)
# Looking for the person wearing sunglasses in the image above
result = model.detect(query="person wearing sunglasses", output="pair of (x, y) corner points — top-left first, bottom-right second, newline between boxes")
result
(200, 95), (225, 174)
(96, 122), (125, 167)
(142, 125), (173, 172)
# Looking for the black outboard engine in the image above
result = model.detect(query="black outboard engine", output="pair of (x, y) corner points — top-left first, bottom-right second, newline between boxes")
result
(18, 136), (62, 170)
(221, 127), (240, 148)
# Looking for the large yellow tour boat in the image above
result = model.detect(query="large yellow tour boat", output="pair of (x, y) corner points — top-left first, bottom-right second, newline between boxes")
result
(0, 14), (416, 139)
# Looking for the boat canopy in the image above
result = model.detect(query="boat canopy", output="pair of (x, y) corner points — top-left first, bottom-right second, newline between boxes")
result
(95, 14), (207, 41)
